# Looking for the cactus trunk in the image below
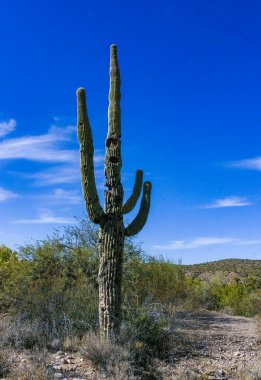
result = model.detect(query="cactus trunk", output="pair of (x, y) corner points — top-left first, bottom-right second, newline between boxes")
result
(77, 44), (152, 338)
(98, 221), (124, 337)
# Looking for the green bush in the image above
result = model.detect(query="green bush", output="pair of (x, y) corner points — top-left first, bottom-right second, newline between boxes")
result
(122, 254), (187, 309)
(16, 240), (98, 341)
(0, 245), (29, 312)
(1, 217), (260, 351)
(184, 271), (261, 317)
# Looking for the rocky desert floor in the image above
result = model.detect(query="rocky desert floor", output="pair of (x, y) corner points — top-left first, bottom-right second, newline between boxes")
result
(1, 310), (260, 379)
(166, 310), (261, 379)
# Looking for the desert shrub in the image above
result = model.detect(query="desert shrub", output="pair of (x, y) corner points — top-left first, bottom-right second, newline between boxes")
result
(15, 240), (99, 342)
(213, 275), (260, 317)
(246, 289), (261, 317)
(1, 219), (150, 344)
(120, 307), (172, 379)
(2, 215), (259, 354)
(185, 277), (212, 310)
(122, 253), (188, 310)
(184, 275), (227, 311)
(255, 315), (261, 344)
(184, 271), (261, 317)
(80, 307), (172, 379)
(81, 321), (167, 380)
(7, 367), (51, 380)
(0, 349), (12, 378)
(80, 333), (135, 379)
(123, 308), (171, 359)
(0, 220), (100, 343)
(0, 245), (28, 312)
(6, 349), (52, 380)
(0, 317), (48, 349)
(141, 259), (188, 305)
(1, 217), (189, 342)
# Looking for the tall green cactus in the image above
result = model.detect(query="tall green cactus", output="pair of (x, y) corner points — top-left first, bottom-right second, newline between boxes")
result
(77, 44), (152, 338)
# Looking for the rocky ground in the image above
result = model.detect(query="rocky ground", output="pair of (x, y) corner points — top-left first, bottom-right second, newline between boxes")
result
(167, 310), (261, 379)
(1, 311), (260, 379)
(46, 310), (261, 379)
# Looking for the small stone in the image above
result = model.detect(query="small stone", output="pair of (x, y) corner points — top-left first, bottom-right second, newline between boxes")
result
(54, 374), (63, 379)
(50, 339), (61, 349)
(56, 351), (65, 355)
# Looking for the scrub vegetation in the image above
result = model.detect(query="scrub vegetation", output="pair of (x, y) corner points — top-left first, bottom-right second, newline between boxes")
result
(0, 218), (260, 379)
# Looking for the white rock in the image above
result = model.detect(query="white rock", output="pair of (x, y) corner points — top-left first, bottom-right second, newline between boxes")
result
(56, 351), (65, 355)
(54, 374), (63, 379)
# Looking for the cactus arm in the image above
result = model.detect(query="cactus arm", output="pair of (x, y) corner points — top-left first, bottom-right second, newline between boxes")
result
(122, 170), (143, 214)
(77, 87), (105, 224)
(124, 181), (152, 237)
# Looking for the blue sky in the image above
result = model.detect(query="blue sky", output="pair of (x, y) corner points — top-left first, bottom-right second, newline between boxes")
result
(1, 0), (261, 264)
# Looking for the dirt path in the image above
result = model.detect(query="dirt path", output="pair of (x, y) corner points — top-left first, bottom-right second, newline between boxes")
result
(169, 310), (261, 379)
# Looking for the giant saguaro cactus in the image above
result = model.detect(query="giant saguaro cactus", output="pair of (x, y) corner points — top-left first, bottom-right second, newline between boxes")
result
(77, 44), (152, 338)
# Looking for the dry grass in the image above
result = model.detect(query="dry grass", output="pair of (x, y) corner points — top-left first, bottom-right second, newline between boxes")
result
(0, 316), (47, 349)
(0, 349), (12, 378)
(80, 333), (135, 379)
(6, 365), (51, 380)
(5, 349), (52, 380)
(62, 334), (82, 351)
(255, 315), (261, 344)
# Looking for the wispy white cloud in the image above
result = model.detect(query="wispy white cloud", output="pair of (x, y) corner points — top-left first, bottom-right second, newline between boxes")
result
(0, 187), (18, 202)
(234, 239), (261, 246)
(200, 196), (252, 209)
(0, 125), (77, 162)
(28, 166), (80, 185)
(153, 237), (261, 250)
(26, 162), (104, 186)
(36, 188), (82, 204)
(11, 209), (76, 225)
(153, 237), (238, 250)
(12, 216), (76, 224)
(229, 157), (261, 171)
(0, 119), (16, 137)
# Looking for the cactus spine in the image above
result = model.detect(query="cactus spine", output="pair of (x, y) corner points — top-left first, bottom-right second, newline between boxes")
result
(77, 45), (152, 338)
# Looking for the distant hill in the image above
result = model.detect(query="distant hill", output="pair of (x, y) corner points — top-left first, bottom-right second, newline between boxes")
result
(182, 259), (261, 280)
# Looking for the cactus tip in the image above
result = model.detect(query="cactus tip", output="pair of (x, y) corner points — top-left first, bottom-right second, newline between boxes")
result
(110, 44), (118, 61)
(144, 181), (152, 190)
(77, 87), (85, 95)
